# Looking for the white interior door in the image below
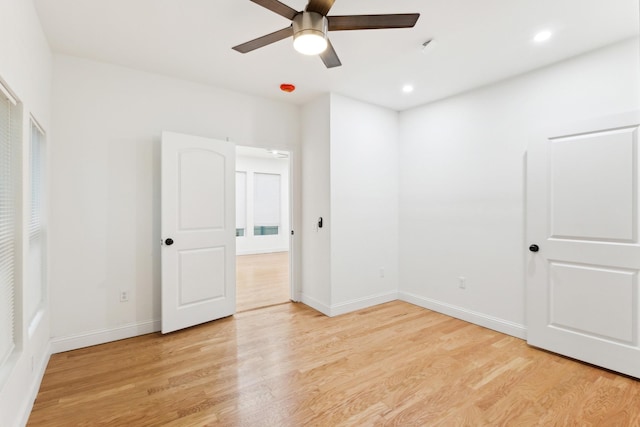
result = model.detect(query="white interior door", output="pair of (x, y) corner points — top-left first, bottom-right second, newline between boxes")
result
(161, 131), (235, 334)
(527, 111), (640, 378)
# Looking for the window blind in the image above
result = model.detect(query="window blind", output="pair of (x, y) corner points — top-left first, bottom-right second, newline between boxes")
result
(253, 173), (281, 227)
(0, 87), (19, 367)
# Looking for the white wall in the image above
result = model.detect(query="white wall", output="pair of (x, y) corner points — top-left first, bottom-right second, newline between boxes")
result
(329, 94), (399, 313)
(300, 94), (399, 315)
(0, 1), (53, 426)
(49, 54), (300, 350)
(236, 154), (290, 255)
(399, 38), (640, 337)
(300, 95), (332, 310)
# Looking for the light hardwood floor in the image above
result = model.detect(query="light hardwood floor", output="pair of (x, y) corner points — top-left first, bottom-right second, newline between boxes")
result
(28, 301), (640, 426)
(236, 252), (290, 312)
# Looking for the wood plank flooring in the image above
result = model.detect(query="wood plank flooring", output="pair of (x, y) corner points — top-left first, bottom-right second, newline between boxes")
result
(28, 301), (640, 426)
(236, 252), (289, 312)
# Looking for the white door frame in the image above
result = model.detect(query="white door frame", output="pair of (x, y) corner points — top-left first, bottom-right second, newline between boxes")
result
(234, 145), (300, 302)
(289, 148), (300, 302)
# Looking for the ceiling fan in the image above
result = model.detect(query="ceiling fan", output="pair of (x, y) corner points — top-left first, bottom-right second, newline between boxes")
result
(232, 0), (420, 68)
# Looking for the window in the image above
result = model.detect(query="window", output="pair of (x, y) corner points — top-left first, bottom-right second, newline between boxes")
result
(253, 173), (281, 236)
(0, 82), (21, 367)
(26, 118), (46, 327)
(253, 225), (279, 236)
(235, 171), (246, 237)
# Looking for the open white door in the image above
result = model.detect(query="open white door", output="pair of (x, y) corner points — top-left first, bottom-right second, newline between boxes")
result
(527, 111), (640, 378)
(161, 131), (235, 334)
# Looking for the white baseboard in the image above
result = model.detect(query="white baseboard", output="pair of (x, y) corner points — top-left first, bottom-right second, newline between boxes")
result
(49, 296), (525, 353)
(329, 291), (398, 317)
(50, 320), (161, 354)
(18, 341), (52, 427)
(300, 291), (399, 317)
(299, 294), (332, 316)
(399, 291), (526, 339)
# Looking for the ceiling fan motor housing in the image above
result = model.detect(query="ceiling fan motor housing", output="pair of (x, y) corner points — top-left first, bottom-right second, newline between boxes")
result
(293, 12), (328, 54)
(233, 1), (420, 68)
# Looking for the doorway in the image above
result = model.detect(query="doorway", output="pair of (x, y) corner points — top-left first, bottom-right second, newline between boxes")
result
(235, 146), (291, 312)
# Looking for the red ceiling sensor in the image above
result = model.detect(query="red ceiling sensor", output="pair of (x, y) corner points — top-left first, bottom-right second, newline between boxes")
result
(280, 83), (296, 93)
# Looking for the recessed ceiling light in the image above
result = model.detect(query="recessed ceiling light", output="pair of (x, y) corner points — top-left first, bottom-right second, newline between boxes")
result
(402, 84), (414, 94)
(533, 30), (552, 43)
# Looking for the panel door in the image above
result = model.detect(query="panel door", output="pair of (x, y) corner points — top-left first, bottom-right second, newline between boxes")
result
(527, 111), (640, 378)
(161, 131), (235, 334)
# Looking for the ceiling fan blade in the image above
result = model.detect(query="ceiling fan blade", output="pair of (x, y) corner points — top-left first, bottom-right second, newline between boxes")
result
(328, 13), (420, 31)
(250, 0), (299, 20)
(232, 26), (293, 53)
(305, 0), (335, 16)
(319, 39), (341, 68)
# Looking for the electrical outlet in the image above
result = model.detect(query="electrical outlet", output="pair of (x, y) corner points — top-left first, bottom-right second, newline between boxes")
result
(120, 290), (129, 302)
(379, 268), (385, 278)
(458, 276), (466, 289)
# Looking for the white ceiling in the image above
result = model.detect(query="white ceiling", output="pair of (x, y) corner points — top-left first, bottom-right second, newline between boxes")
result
(34, 0), (639, 111)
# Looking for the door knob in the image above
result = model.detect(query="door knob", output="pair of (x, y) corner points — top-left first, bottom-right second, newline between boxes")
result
(529, 244), (539, 252)
(165, 238), (174, 246)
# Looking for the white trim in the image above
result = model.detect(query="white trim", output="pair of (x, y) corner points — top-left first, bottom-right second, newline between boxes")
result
(29, 114), (46, 136)
(27, 309), (45, 338)
(17, 341), (52, 427)
(299, 294), (332, 316)
(50, 320), (161, 354)
(329, 291), (398, 317)
(399, 291), (527, 339)
(0, 81), (17, 106)
(0, 348), (18, 396)
(287, 149), (298, 305)
(291, 292), (301, 303)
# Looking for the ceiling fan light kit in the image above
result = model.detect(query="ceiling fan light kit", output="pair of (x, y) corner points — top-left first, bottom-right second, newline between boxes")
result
(293, 12), (328, 55)
(232, 0), (420, 68)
